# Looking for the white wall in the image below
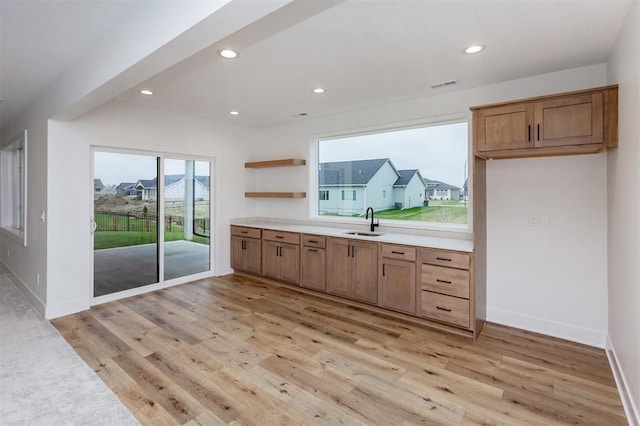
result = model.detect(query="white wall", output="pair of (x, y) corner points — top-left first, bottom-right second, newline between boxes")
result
(607, 0), (640, 421)
(252, 64), (610, 346)
(0, 104), (49, 314)
(46, 100), (256, 318)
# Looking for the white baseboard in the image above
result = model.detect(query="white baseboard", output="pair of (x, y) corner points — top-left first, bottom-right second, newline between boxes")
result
(1, 260), (46, 317)
(606, 335), (640, 426)
(487, 306), (606, 348)
(45, 297), (90, 320)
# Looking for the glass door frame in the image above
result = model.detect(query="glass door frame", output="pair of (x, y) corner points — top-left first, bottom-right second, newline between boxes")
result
(90, 147), (216, 306)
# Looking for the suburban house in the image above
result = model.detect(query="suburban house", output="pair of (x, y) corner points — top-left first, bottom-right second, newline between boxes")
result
(93, 178), (105, 194)
(424, 178), (461, 200)
(0, 1), (638, 424)
(392, 169), (427, 208)
(318, 158), (426, 215)
(115, 182), (137, 197)
(134, 175), (210, 202)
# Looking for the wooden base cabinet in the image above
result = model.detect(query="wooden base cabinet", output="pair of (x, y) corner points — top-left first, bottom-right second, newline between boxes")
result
(261, 230), (300, 284)
(379, 244), (416, 314)
(327, 238), (378, 304)
(300, 235), (326, 291)
(231, 226), (262, 274)
(419, 248), (473, 331)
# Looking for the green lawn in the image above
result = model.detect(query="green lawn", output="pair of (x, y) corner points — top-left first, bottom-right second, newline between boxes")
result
(94, 231), (209, 250)
(375, 205), (468, 223)
(320, 204), (468, 224)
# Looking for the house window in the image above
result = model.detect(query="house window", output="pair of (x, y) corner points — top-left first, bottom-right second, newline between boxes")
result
(319, 190), (329, 200)
(341, 190), (356, 201)
(0, 130), (27, 245)
(315, 120), (468, 227)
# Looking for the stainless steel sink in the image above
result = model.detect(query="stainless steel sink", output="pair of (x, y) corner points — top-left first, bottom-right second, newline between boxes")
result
(344, 231), (385, 237)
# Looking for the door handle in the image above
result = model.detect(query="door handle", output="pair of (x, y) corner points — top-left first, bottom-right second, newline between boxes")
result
(90, 217), (97, 234)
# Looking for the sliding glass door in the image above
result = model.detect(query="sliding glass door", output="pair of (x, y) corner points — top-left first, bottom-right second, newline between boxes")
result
(163, 159), (210, 280)
(93, 151), (159, 297)
(92, 150), (212, 299)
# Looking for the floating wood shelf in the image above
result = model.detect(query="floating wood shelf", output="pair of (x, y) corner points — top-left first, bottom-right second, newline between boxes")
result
(245, 192), (306, 199)
(245, 159), (306, 168)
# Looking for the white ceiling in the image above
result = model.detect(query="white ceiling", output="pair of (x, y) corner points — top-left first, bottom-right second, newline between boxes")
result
(0, 0), (632, 131)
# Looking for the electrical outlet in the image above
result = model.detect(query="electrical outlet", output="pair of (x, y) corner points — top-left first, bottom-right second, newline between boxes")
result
(528, 214), (540, 227)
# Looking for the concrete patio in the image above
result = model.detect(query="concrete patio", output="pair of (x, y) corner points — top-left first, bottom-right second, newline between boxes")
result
(94, 240), (210, 297)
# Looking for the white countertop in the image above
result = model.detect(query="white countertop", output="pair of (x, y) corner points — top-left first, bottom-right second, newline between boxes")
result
(230, 218), (474, 252)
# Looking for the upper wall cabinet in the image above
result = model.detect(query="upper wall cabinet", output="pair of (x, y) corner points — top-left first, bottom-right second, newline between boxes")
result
(472, 85), (618, 159)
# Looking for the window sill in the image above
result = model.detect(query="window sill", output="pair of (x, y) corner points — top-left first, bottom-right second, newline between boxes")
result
(1, 226), (26, 246)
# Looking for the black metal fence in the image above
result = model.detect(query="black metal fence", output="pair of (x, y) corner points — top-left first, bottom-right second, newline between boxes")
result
(95, 211), (209, 237)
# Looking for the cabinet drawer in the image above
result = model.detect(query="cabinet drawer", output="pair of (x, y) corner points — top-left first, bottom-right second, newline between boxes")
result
(381, 244), (416, 261)
(420, 248), (470, 270)
(421, 292), (469, 329)
(302, 234), (326, 248)
(420, 264), (469, 299)
(231, 226), (261, 239)
(263, 229), (300, 245)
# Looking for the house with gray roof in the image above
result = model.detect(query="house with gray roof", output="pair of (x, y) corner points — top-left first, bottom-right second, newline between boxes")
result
(116, 182), (138, 197)
(318, 158), (426, 215)
(93, 179), (105, 193)
(424, 178), (461, 200)
(134, 175), (210, 201)
(393, 169), (427, 209)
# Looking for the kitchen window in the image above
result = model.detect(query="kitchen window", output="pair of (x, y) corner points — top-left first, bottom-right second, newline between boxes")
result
(315, 120), (469, 227)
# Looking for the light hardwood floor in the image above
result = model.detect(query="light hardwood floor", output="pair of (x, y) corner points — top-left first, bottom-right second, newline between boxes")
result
(52, 274), (627, 425)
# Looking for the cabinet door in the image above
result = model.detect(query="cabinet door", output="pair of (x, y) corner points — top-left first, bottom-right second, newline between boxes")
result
(301, 247), (326, 291)
(326, 238), (352, 297)
(380, 258), (416, 314)
(261, 240), (280, 279)
(476, 102), (533, 152)
(279, 243), (300, 284)
(534, 92), (604, 147)
(231, 236), (245, 271)
(352, 241), (378, 304)
(244, 238), (262, 274)
(232, 236), (261, 274)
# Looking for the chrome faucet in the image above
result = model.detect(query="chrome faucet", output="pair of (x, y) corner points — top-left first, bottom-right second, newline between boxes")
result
(365, 207), (379, 232)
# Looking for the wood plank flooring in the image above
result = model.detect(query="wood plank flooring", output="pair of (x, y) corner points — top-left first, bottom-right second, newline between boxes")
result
(52, 274), (627, 425)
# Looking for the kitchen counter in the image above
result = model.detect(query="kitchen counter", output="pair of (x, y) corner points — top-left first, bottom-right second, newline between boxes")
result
(230, 218), (473, 252)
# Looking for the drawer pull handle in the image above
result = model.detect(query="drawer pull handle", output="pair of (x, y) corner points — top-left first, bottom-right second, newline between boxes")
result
(275, 235), (284, 239)
(537, 124), (540, 141)
(308, 240), (318, 243)
(382, 264), (386, 276)
(436, 279), (452, 284)
(436, 257), (452, 262)
(436, 306), (452, 312)
(391, 251), (405, 255)
(308, 249), (318, 253)
(528, 124), (531, 142)
(240, 231), (248, 234)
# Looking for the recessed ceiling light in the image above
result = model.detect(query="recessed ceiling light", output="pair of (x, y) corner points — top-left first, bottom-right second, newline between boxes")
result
(229, 110), (240, 116)
(312, 87), (326, 94)
(464, 45), (485, 54)
(139, 89), (153, 96)
(218, 49), (238, 59)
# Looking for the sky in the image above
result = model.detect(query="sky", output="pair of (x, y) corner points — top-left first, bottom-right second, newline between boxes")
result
(93, 153), (210, 186)
(319, 121), (469, 187)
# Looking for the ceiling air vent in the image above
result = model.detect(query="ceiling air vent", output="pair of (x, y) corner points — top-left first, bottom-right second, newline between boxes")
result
(430, 80), (458, 89)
